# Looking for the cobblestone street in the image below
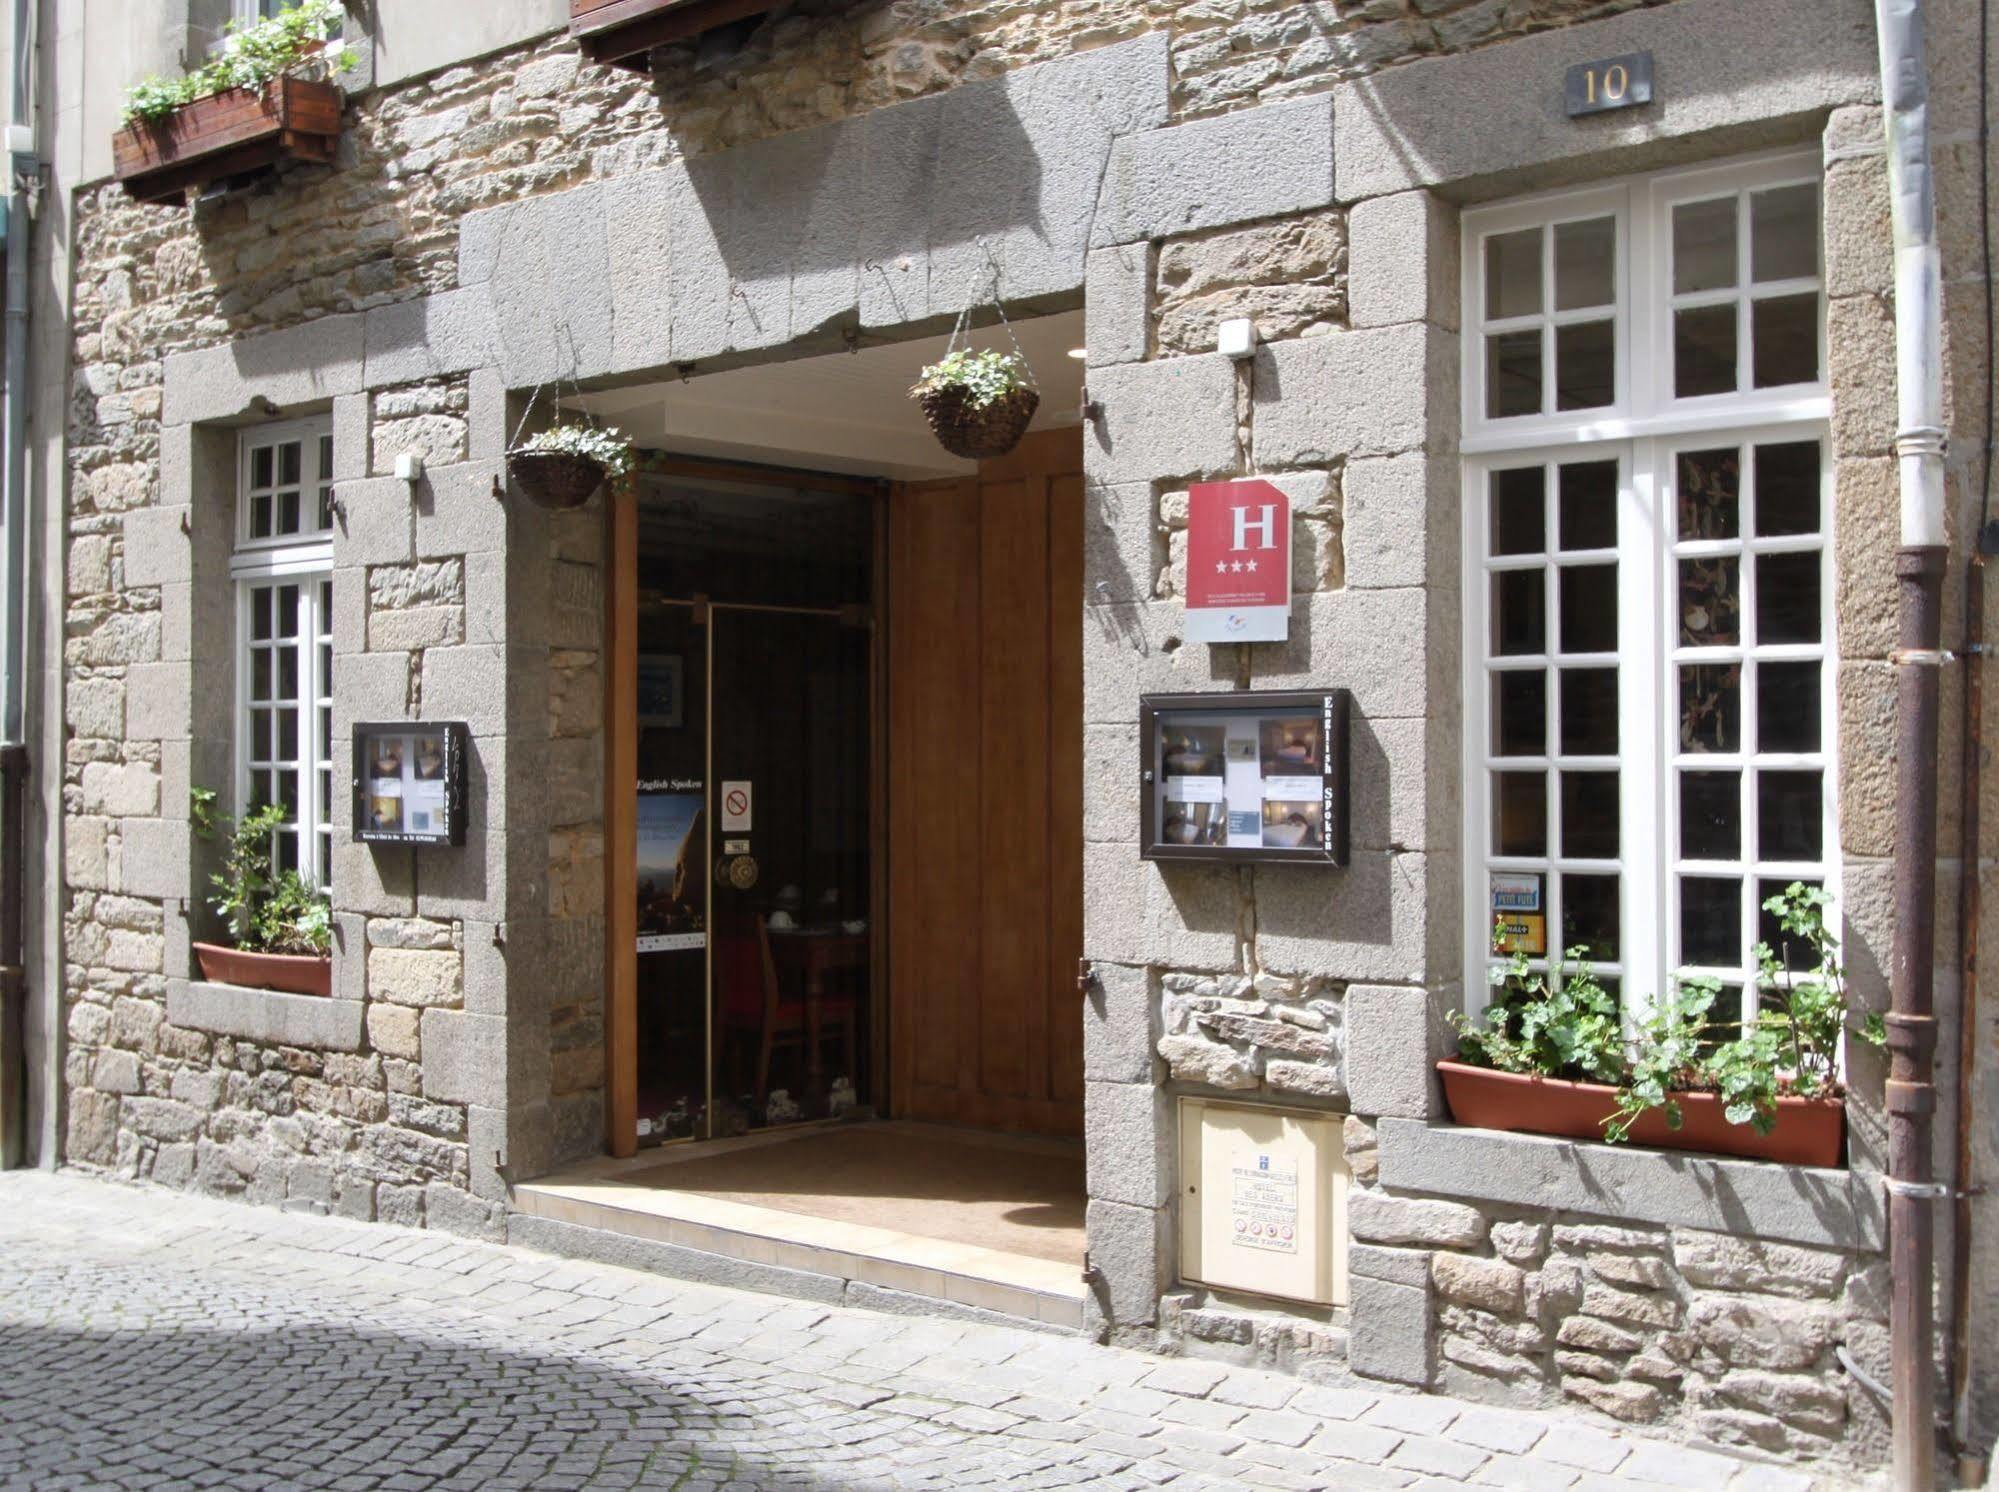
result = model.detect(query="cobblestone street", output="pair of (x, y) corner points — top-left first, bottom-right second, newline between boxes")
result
(0, 1172), (1834, 1491)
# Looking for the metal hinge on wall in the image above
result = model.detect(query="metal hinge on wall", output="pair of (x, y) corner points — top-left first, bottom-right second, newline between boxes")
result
(1077, 958), (1097, 995)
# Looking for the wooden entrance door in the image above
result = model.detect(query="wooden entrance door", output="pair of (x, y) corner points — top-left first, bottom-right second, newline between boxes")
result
(887, 428), (1085, 1136)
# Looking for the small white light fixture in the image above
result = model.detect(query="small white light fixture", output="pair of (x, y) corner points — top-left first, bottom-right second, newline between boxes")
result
(395, 452), (425, 483)
(1066, 346), (1088, 360)
(1218, 318), (1259, 362)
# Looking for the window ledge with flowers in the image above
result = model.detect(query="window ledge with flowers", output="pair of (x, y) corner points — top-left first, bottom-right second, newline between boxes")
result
(570, 0), (778, 72)
(113, 0), (356, 207)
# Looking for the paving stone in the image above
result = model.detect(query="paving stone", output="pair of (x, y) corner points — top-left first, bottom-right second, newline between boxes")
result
(0, 1172), (1813, 1492)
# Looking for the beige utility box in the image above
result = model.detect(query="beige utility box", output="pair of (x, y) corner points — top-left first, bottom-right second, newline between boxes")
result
(1179, 1098), (1349, 1307)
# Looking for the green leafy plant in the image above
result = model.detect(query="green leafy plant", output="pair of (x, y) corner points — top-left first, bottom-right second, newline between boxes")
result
(1448, 938), (1624, 1085)
(122, 0), (356, 125)
(515, 422), (635, 477)
(1451, 887), (1886, 1148)
(910, 348), (1030, 410)
(191, 786), (331, 957)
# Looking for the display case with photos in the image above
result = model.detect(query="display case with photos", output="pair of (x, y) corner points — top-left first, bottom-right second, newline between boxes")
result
(1140, 691), (1350, 865)
(352, 722), (469, 847)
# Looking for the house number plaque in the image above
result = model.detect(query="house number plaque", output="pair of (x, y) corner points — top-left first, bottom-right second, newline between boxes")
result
(1565, 51), (1653, 117)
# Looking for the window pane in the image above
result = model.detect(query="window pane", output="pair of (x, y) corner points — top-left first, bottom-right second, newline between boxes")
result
(276, 831), (298, 874)
(1680, 663), (1741, 753)
(1751, 293), (1819, 388)
(251, 769), (272, 809)
(251, 495), (272, 539)
(1563, 873), (1621, 962)
(251, 589), (273, 641)
(278, 708), (299, 761)
(1493, 670), (1547, 757)
(1759, 877), (1822, 972)
(1758, 662), (1821, 752)
(1494, 771), (1547, 856)
(278, 441), (302, 487)
(1677, 447), (1740, 540)
(252, 708), (272, 761)
(1751, 184), (1818, 283)
(1559, 668), (1618, 756)
(1492, 570), (1546, 655)
(252, 446), (274, 488)
(318, 487), (334, 531)
(1754, 441), (1821, 536)
(276, 770), (299, 818)
(1557, 460), (1618, 551)
(1490, 466), (1545, 555)
(1680, 770), (1742, 860)
(1679, 556), (1741, 646)
(1673, 197), (1738, 293)
(251, 649), (272, 702)
(1554, 216), (1615, 311)
(278, 646), (300, 702)
(1485, 227), (1543, 319)
(1758, 770), (1823, 860)
(277, 585), (299, 638)
(318, 432), (335, 481)
(1675, 303), (1738, 397)
(1558, 563), (1617, 654)
(1680, 876), (1742, 965)
(1555, 320), (1615, 410)
(279, 489), (301, 535)
(1487, 331), (1543, 418)
(1561, 771), (1620, 859)
(1756, 552), (1821, 644)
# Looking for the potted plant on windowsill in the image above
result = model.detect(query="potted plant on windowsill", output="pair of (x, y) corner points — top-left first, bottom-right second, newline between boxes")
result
(189, 788), (333, 998)
(508, 422), (635, 510)
(1438, 884), (1883, 1169)
(911, 348), (1040, 460)
(114, 0), (356, 207)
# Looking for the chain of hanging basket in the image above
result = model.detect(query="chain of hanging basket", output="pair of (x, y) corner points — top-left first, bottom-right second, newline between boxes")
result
(912, 261), (1042, 461)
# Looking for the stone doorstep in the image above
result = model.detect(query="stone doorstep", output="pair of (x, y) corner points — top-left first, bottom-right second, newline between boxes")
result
(508, 1175), (1088, 1333)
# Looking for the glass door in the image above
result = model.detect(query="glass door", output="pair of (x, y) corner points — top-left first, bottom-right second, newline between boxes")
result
(631, 601), (873, 1145)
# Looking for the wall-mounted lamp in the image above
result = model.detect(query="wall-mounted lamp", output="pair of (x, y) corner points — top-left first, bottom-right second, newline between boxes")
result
(395, 452), (425, 484)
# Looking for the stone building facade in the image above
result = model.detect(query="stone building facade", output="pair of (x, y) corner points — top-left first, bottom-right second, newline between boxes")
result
(13, 0), (1999, 1478)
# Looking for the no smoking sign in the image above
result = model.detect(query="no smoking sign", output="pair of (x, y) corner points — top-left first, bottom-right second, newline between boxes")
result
(721, 781), (753, 832)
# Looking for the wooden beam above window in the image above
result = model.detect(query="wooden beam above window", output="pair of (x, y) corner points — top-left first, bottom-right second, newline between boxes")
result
(570, 0), (777, 72)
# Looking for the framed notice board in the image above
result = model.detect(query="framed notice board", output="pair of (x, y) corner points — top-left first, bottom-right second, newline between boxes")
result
(352, 721), (469, 847)
(1139, 691), (1350, 866)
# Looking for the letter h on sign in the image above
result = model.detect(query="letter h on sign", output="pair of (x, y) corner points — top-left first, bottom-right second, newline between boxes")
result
(1185, 480), (1293, 643)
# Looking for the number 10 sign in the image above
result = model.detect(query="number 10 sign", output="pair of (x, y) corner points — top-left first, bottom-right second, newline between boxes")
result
(1185, 479), (1293, 644)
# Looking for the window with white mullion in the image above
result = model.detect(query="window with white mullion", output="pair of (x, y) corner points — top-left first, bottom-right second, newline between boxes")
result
(1665, 430), (1832, 1033)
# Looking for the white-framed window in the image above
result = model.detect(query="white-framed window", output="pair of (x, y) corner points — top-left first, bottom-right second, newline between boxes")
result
(1461, 152), (1832, 1028)
(232, 0), (286, 21)
(232, 417), (336, 889)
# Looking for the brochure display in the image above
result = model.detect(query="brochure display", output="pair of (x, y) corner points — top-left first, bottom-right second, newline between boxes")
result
(1139, 691), (1350, 866)
(351, 721), (469, 847)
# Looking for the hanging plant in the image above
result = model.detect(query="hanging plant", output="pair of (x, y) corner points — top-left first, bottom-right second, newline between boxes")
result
(508, 422), (634, 510)
(912, 346), (1040, 460)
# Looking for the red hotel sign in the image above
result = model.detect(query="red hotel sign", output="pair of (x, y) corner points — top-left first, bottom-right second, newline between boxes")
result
(1185, 479), (1292, 643)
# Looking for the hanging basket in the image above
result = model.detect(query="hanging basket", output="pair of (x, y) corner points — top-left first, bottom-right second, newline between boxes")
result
(508, 448), (607, 510)
(915, 383), (1040, 461)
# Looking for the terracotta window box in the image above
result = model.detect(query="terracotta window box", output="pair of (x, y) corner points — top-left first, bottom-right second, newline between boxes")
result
(113, 75), (343, 207)
(571, 0), (777, 71)
(1436, 1059), (1845, 1170)
(193, 941), (333, 999)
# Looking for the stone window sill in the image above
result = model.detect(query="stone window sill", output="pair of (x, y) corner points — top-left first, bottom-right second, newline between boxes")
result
(1374, 1118), (1882, 1253)
(165, 978), (366, 1054)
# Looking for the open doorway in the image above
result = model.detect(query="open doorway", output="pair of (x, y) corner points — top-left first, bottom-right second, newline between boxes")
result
(597, 310), (1089, 1154)
(535, 312), (1091, 1319)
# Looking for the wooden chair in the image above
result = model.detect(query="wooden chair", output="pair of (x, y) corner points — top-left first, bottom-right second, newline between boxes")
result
(754, 914), (859, 1108)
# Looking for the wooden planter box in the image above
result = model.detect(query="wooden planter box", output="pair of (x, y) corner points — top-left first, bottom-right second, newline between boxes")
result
(571, 0), (777, 70)
(1436, 1059), (1846, 1169)
(113, 75), (343, 207)
(194, 941), (333, 998)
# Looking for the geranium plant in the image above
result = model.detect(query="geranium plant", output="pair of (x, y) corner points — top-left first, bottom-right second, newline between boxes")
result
(910, 348), (1031, 410)
(123, 0), (356, 125)
(191, 787), (331, 957)
(514, 421), (635, 478)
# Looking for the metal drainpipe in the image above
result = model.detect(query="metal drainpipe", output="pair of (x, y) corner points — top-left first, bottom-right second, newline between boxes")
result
(1874, 2), (1948, 1487)
(0, 0), (35, 1173)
